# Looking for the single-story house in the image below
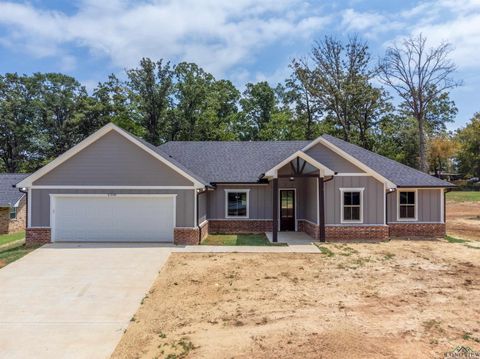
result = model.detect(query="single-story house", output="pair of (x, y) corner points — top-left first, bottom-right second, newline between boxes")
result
(16, 123), (453, 245)
(1, 173), (29, 234)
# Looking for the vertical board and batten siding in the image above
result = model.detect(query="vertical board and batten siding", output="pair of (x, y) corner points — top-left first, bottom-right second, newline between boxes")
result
(387, 188), (442, 223)
(305, 142), (365, 173)
(33, 131), (194, 186)
(30, 189), (195, 228)
(324, 176), (384, 225)
(303, 177), (318, 224)
(198, 192), (208, 224)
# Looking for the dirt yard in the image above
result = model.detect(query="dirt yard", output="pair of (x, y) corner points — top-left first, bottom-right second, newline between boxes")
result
(112, 240), (480, 359)
(447, 199), (480, 241)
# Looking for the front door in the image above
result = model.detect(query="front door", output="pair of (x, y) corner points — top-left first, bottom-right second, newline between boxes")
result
(280, 190), (295, 231)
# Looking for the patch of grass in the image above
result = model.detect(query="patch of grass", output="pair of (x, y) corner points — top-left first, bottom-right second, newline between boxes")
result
(0, 244), (39, 268)
(201, 233), (286, 246)
(0, 231), (25, 246)
(447, 191), (480, 202)
(314, 244), (334, 257)
(463, 332), (480, 343)
(445, 235), (468, 243)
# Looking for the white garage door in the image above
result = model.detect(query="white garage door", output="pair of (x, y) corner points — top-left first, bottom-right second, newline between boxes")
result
(51, 195), (175, 242)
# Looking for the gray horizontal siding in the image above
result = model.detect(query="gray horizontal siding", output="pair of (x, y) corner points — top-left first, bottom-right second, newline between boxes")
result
(387, 188), (442, 223)
(306, 142), (365, 173)
(324, 176), (385, 225)
(31, 188), (195, 228)
(198, 191), (207, 224)
(34, 131), (193, 186)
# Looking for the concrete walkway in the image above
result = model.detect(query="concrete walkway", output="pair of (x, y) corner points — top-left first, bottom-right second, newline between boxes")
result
(0, 243), (173, 359)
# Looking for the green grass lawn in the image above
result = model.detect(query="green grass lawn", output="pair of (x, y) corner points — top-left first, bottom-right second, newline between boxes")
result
(0, 244), (40, 269)
(201, 233), (286, 246)
(0, 231), (25, 246)
(446, 191), (480, 202)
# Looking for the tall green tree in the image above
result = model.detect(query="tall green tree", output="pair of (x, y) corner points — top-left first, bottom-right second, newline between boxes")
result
(293, 36), (389, 149)
(127, 58), (173, 145)
(239, 81), (277, 140)
(0, 73), (36, 172)
(379, 34), (461, 172)
(33, 73), (89, 161)
(456, 113), (480, 178)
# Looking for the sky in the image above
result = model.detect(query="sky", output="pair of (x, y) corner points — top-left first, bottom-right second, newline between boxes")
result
(0, 0), (479, 131)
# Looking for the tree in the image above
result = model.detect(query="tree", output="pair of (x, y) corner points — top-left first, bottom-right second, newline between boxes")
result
(33, 73), (89, 161)
(428, 136), (458, 176)
(240, 81), (276, 140)
(379, 34), (461, 172)
(127, 58), (173, 145)
(293, 36), (389, 149)
(0, 73), (36, 172)
(456, 113), (480, 178)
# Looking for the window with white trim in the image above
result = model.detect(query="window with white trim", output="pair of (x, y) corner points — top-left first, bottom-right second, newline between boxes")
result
(399, 191), (416, 219)
(225, 190), (249, 218)
(9, 206), (17, 220)
(340, 188), (364, 223)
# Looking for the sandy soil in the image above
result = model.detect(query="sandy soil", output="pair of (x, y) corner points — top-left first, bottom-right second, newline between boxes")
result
(112, 240), (480, 359)
(446, 200), (480, 241)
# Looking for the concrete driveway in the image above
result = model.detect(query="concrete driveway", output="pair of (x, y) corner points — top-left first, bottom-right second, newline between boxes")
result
(0, 243), (173, 359)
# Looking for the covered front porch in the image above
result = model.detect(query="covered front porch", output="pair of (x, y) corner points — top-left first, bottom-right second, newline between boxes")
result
(263, 150), (335, 243)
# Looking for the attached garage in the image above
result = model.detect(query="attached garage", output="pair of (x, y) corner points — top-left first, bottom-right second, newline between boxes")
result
(51, 195), (176, 242)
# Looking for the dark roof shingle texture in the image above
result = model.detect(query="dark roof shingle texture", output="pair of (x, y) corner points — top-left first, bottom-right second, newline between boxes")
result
(322, 135), (453, 187)
(159, 141), (310, 183)
(0, 173), (29, 207)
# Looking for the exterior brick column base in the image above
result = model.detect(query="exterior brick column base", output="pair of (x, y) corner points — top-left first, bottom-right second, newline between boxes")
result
(174, 227), (199, 245)
(26, 227), (51, 245)
(389, 223), (446, 238)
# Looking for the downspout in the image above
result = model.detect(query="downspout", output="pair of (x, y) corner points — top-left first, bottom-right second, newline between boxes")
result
(196, 188), (208, 244)
(385, 188), (396, 225)
(444, 188), (452, 223)
(318, 175), (334, 242)
(17, 186), (28, 231)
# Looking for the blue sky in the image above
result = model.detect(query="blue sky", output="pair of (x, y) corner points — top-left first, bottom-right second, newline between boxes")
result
(0, 0), (479, 130)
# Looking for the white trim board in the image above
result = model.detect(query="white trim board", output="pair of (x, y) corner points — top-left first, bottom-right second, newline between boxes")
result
(224, 189), (250, 219)
(396, 189), (418, 222)
(339, 187), (365, 224)
(16, 123), (205, 189)
(30, 186), (197, 190)
(302, 137), (396, 189)
(264, 150), (335, 178)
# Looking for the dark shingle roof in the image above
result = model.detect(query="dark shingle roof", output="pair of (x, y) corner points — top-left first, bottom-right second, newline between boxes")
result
(159, 141), (310, 183)
(0, 173), (30, 207)
(322, 134), (454, 187)
(158, 135), (453, 187)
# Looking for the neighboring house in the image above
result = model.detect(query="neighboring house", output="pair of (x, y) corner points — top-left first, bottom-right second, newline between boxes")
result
(0, 173), (29, 234)
(16, 123), (453, 245)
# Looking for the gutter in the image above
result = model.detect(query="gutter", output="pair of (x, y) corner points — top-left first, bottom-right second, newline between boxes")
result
(385, 188), (396, 225)
(17, 185), (28, 230)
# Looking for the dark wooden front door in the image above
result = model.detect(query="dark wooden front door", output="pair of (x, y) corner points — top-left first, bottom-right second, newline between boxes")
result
(280, 190), (295, 231)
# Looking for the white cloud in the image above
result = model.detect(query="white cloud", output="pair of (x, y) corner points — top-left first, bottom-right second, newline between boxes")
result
(0, 0), (329, 76)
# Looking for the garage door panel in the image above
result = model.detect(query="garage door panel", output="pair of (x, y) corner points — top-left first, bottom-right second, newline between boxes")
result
(53, 196), (175, 242)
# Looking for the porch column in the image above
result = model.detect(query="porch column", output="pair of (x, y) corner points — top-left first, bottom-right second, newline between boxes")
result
(318, 176), (326, 242)
(272, 177), (278, 242)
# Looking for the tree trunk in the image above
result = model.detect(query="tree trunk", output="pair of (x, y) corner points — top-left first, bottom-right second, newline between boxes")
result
(417, 115), (428, 173)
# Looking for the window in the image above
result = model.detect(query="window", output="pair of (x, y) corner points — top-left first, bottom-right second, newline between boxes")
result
(9, 206), (17, 220)
(225, 190), (249, 218)
(398, 190), (416, 220)
(340, 188), (364, 223)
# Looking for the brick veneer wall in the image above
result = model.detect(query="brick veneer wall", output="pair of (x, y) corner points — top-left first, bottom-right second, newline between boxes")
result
(389, 223), (446, 238)
(208, 220), (273, 233)
(26, 227), (51, 245)
(298, 220), (319, 240)
(0, 198), (27, 234)
(174, 227), (199, 245)
(199, 221), (209, 241)
(326, 225), (389, 241)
